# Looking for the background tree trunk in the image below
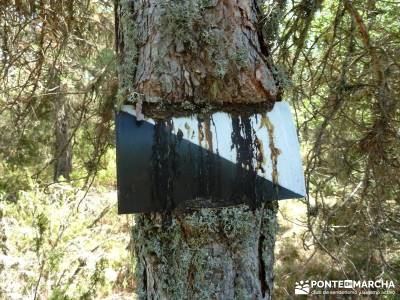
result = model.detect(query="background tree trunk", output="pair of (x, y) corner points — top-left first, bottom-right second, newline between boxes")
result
(52, 70), (72, 181)
(116, 1), (281, 298)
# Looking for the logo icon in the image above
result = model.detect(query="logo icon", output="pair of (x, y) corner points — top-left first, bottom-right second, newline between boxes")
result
(295, 280), (310, 295)
(344, 280), (353, 288)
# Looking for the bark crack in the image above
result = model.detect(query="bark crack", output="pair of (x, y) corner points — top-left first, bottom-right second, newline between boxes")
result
(142, 253), (147, 297)
(258, 232), (267, 298)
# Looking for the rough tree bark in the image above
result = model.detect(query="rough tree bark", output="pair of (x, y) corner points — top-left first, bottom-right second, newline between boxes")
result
(115, 0), (281, 299)
(51, 69), (72, 182)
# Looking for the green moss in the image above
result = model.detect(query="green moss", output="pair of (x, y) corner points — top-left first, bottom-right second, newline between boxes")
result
(162, 1), (233, 79)
(116, 0), (139, 107)
(115, 88), (126, 111)
(214, 58), (229, 78)
(132, 204), (278, 299)
(272, 65), (292, 89)
(162, 1), (202, 49)
(199, 29), (217, 46)
(231, 47), (249, 68)
(181, 101), (196, 111)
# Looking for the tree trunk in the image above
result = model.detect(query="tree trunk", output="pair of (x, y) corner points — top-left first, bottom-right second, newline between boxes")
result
(133, 203), (277, 299)
(115, 0), (281, 298)
(52, 72), (72, 182)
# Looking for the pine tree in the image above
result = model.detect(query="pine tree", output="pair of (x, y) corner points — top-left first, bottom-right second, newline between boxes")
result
(115, 1), (282, 298)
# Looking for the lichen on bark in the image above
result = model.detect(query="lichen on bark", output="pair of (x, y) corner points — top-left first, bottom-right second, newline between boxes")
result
(115, 0), (139, 107)
(116, 0), (280, 106)
(115, 0), (282, 298)
(133, 202), (278, 300)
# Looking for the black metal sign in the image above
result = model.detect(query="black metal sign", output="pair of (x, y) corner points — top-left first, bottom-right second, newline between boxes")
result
(116, 102), (305, 213)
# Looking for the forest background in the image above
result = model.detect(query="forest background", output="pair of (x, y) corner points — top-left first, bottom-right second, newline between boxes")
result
(0, 0), (399, 299)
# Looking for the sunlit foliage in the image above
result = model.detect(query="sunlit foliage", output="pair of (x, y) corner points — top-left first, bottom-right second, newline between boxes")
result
(0, 0), (116, 191)
(0, 0), (399, 298)
(271, 0), (400, 290)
